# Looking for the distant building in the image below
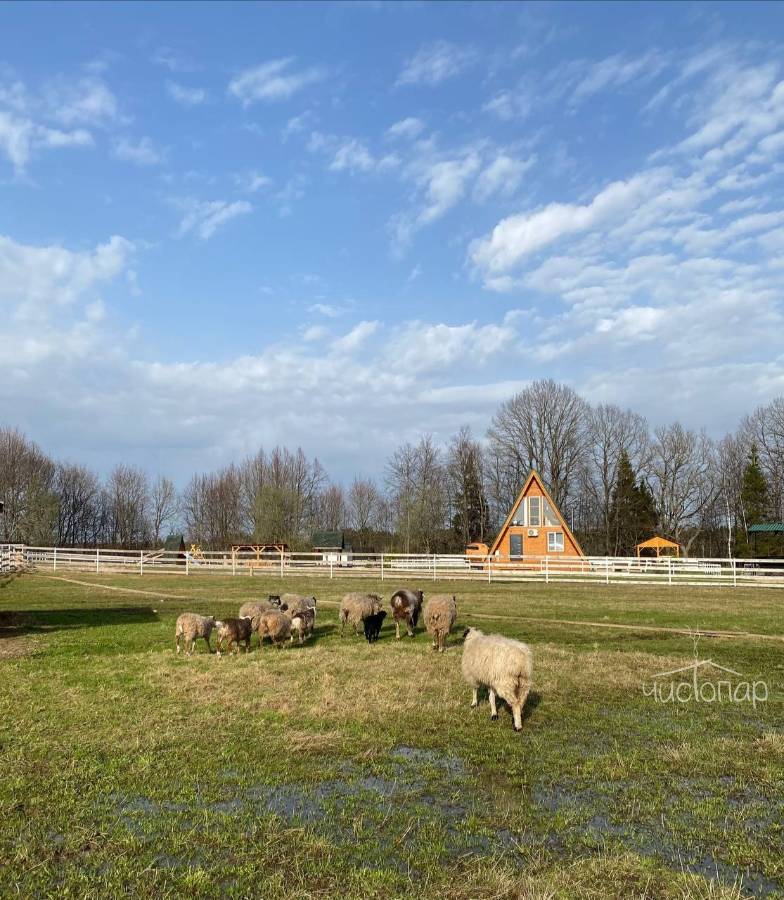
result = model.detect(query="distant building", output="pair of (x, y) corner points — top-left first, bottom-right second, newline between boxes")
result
(311, 530), (352, 566)
(163, 534), (186, 554)
(488, 470), (584, 561)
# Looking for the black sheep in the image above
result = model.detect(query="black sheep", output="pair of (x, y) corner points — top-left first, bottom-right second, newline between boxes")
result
(363, 609), (387, 643)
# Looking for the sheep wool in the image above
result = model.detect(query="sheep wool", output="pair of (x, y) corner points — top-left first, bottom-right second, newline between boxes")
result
(461, 628), (533, 732)
(423, 595), (457, 652)
(339, 592), (383, 636)
(175, 613), (217, 655)
(281, 593), (317, 617)
(389, 589), (423, 639)
(256, 609), (292, 648)
(216, 617), (253, 655)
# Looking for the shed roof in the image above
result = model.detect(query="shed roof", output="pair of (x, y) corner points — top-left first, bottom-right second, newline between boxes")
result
(311, 530), (345, 549)
(748, 523), (784, 533)
(163, 533), (185, 551)
(636, 536), (679, 550)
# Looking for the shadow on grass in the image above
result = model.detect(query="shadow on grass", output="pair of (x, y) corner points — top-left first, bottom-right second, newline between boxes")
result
(0, 606), (159, 637)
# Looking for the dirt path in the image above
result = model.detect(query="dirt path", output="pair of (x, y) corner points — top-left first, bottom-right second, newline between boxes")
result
(32, 573), (784, 644)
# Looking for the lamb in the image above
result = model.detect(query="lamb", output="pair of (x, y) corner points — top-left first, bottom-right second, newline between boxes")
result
(175, 613), (217, 655)
(363, 609), (387, 643)
(339, 592), (383, 636)
(256, 608), (292, 648)
(423, 595), (457, 652)
(389, 589), (423, 639)
(215, 617), (253, 655)
(461, 628), (533, 732)
(280, 593), (317, 617)
(290, 606), (316, 644)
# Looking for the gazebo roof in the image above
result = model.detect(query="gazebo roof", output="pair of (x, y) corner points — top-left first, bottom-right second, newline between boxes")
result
(636, 536), (679, 550)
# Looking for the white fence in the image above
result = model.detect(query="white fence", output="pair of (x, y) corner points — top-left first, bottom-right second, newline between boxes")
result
(4, 544), (784, 587)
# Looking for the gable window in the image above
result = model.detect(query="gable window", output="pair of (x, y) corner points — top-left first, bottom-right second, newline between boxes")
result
(548, 531), (564, 552)
(528, 496), (542, 527)
(510, 534), (523, 558)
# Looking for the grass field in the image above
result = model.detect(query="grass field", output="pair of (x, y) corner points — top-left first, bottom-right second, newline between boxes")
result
(1, 571), (782, 899)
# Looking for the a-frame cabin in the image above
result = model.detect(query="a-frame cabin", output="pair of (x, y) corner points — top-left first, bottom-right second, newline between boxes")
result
(489, 470), (585, 561)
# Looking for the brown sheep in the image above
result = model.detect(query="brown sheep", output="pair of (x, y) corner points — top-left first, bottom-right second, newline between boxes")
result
(389, 589), (424, 639)
(290, 606), (316, 644)
(257, 609), (292, 648)
(239, 597), (282, 632)
(423, 595), (457, 652)
(339, 592), (383, 636)
(215, 617), (253, 655)
(280, 593), (317, 617)
(175, 613), (217, 655)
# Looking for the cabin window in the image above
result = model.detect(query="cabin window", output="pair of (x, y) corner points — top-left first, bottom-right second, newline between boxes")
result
(510, 534), (523, 558)
(543, 499), (559, 526)
(528, 496), (542, 527)
(548, 531), (564, 552)
(510, 500), (526, 526)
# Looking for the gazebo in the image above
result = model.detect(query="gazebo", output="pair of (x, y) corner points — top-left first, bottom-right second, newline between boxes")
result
(636, 536), (680, 558)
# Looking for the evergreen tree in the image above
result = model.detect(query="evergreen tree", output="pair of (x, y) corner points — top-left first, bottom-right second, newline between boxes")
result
(610, 450), (658, 555)
(738, 444), (772, 557)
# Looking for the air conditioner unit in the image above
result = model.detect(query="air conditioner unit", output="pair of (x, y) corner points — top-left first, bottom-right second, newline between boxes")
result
(527, 529), (539, 537)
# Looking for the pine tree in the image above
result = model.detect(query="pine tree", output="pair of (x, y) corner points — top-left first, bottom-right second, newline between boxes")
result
(610, 450), (658, 555)
(739, 444), (771, 557)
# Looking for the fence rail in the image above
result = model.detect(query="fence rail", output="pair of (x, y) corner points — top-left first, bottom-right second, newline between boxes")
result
(3, 544), (784, 587)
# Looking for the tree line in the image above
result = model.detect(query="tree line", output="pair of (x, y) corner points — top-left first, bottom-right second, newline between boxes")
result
(2, 381), (783, 557)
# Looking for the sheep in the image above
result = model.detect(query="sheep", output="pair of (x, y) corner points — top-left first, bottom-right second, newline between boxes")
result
(461, 628), (533, 732)
(175, 613), (217, 655)
(363, 609), (387, 643)
(423, 595), (457, 652)
(339, 592), (383, 636)
(389, 589), (423, 639)
(215, 617), (253, 655)
(238, 597), (282, 631)
(256, 608), (292, 648)
(290, 606), (316, 644)
(280, 593), (317, 617)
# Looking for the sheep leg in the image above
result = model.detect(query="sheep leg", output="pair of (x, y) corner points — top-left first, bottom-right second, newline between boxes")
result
(438, 631), (445, 653)
(489, 689), (499, 721)
(175, 633), (181, 654)
(204, 635), (212, 654)
(188, 638), (195, 656)
(513, 687), (529, 732)
(395, 619), (401, 640)
(406, 618), (414, 638)
(470, 688), (479, 709)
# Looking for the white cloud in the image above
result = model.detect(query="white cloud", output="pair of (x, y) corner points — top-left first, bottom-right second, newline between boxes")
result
(113, 136), (163, 166)
(152, 47), (194, 73)
(176, 199), (253, 240)
(329, 138), (376, 173)
(470, 169), (669, 281)
(397, 41), (476, 87)
(309, 303), (346, 318)
(228, 58), (325, 105)
(302, 325), (328, 342)
(482, 88), (534, 122)
(46, 77), (120, 126)
(0, 111), (92, 170)
(166, 81), (207, 106)
(570, 51), (668, 104)
(236, 170), (273, 193)
(331, 320), (379, 352)
(0, 233), (133, 321)
(474, 153), (535, 201)
(386, 117), (425, 140)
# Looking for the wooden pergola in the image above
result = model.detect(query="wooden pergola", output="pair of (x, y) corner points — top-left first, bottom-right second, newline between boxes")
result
(636, 536), (680, 558)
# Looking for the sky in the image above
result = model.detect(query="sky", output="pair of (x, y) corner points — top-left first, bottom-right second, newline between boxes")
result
(1, 0), (783, 484)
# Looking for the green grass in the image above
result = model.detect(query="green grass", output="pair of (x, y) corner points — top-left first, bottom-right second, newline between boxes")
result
(1, 571), (782, 898)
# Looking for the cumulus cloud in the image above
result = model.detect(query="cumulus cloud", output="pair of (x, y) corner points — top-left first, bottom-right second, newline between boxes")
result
(397, 41), (476, 87)
(474, 153), (535, 201)
(0, 110), (92, 170)
(45, 77), (120, 126)
(386, 117), (425, 140)
(228, 58), (325, 105)
(176, 199), (253, 240)
(331, 320), (379, 352)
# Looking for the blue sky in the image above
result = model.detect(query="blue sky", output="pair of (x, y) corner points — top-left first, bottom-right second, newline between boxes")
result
(2, 1), (783, 482)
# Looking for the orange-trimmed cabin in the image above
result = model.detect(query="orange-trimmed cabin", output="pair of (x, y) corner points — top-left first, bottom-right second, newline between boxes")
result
(488, 470), (585, 562)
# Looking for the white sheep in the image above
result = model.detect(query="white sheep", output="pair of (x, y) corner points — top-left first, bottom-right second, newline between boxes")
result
(175, 613), (217, 655)
(461, 627), (533, 732)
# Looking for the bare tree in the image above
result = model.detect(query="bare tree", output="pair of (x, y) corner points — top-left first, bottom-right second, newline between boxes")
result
(386, 436), (448, 553)
(648, 423), (717, 554)
(583, 404), (650, 554)
(0, 427), (56, 543)
(107, 465), (150, 548)
(53, 463), (101, 546)
(316, 484), (347, 532)
(742, 397), (784, 520)
(447, 426), (488, 548)
(150, 475), (178, 544)
(488, 379), (589, 509)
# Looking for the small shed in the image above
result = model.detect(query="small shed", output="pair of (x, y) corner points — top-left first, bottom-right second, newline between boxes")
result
(163, 533), (186, 553)
(748, 523), (784, 556)
(636, 536), (680, 558)
(311, 531), (352, 566)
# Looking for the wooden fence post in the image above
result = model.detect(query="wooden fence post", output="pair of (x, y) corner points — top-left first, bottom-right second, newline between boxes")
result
(53, 547), (57, 572)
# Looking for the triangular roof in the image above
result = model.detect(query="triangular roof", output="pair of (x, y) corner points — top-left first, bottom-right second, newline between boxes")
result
(636, 536), (679, 550)
(489, 469), (584, 556)
(311, 530), (345, 549)
(163, 533), (185, 551)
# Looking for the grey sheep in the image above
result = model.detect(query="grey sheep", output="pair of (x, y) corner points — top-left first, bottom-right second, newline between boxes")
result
(239, 597), (282, 632)
(423, 595), (457, 652)
(175, 613), (217, 655)
(215, 617), (253, 655)
(257, 608), (292, 648)
(339, 592), (383, 636)
(280, 593), (317, 617)
(461, 628), (533, 732)
(389, 588), (423, 639)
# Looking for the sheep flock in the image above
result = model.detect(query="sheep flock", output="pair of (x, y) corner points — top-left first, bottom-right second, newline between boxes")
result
(175, 588), (534, 732)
